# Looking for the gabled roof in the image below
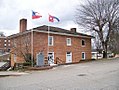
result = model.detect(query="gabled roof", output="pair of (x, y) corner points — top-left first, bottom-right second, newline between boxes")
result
(33, 25), (93, 38)
(8, 25), (93, 38)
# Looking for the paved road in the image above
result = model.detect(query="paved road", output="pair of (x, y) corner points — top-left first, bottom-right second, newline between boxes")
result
(0, 58), (119, 90)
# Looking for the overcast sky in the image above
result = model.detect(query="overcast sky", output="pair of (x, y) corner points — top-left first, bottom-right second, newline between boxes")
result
(0, 0), (85, 36)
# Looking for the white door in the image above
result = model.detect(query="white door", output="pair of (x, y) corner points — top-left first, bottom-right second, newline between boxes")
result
(66, 52), (72, 63)
(48, 52), (54, 64)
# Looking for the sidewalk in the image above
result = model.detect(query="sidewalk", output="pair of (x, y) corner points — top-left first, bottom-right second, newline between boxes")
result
(0, 71), (28, 77)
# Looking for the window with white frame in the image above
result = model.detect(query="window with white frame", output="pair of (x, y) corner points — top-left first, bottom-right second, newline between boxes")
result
(4, 40), (7, 42)
(67, 38), (71, 46)
(4, 44), (6, 47)
(48, 36), (53, 46)
(82, 39), (85, 46)
(82, 52), (85, 59)
(8, 40), (10, 42)
(8, 44), (10, 46)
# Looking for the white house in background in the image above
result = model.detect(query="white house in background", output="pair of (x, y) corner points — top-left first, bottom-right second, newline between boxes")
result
(92, 49), (114, 59)
(92, 49), (103, 59)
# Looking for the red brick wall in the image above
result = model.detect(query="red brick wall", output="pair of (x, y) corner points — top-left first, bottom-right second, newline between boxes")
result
(0, 37), (11, 53)
(10, 31), (92, 66)
(33, 32), (92, 64)
(10, 33), (31, 66)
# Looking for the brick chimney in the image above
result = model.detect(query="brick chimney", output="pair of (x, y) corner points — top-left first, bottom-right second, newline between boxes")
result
(20, 19), (27, 32)
(70, 28), (76, 33)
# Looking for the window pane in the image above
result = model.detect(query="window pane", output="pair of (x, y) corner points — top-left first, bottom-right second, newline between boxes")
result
(48, 36), (53, 46)
(4, 40), (7, 42)
(4, 44), (6, 46)
(82, 40), (85, 46)
(67, 38), (71, 46)
(82, 52), (85, 59)
(67, 52), (70, 54)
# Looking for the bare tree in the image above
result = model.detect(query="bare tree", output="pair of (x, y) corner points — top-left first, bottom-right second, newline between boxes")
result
(109, 27), (119, 54)
(92, 32), (102, 52)
(11, 33), (32, 63)
(76, 0), (119, 58)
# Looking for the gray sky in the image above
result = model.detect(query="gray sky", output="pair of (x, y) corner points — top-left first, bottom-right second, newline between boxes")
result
(0, 0), (85, 36)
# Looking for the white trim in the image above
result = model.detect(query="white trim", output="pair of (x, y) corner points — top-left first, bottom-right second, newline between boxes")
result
(66, 38), (71, 46)
(82, 52), (86, 60)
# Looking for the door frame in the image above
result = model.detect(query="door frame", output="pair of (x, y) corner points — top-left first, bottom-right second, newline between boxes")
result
(66, 52), (72, 63)
(48, 52), (54, 64)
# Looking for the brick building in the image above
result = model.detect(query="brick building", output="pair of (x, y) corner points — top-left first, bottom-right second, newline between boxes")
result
(9, 19), (93, 66)
(0, 32), (11, 54)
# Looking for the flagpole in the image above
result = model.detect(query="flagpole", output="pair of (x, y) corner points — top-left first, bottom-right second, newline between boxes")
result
(47, 14), (60, 65)
(48, 14), (50, 64)
(31, 10), (42, 67)
(48, 14), (51, 65)
(47, 25), (50, 64)
(31, 11), (34, 67)
(31, 29), (34, 67)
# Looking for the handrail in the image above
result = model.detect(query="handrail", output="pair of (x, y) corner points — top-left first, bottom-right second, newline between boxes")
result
(0, 61), (10, 71)
(44, 57), (65, 64)
(56, 57), (64, 64)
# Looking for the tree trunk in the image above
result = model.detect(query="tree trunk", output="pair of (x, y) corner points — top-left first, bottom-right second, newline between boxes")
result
(102, 42), (107, 58)
(103, 50), (107, 58)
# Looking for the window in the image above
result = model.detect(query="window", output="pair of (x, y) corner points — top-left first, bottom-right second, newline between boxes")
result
(82, 52), (85, 59)
(8, 40), (10, 42)
(7, 49), (10, 52)
(4, 44), (6, 47)
(48, 36), (53, 46)
(8, 44), (10, 46)
(67, 38), (71, 46)
(82, 39), (85, 46)
(4, 40), (7, 42)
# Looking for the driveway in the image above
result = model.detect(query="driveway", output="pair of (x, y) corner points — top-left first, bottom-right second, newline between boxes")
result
(0, 58), (119, 90)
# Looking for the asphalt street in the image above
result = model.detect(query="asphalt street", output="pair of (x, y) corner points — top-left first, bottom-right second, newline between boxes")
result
(0, 58), (119, 90)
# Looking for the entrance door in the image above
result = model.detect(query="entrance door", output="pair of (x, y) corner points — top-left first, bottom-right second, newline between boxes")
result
(66, 52), (72, 63)
(36, 52), (44, 66)
(48, 52), (54, 64)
